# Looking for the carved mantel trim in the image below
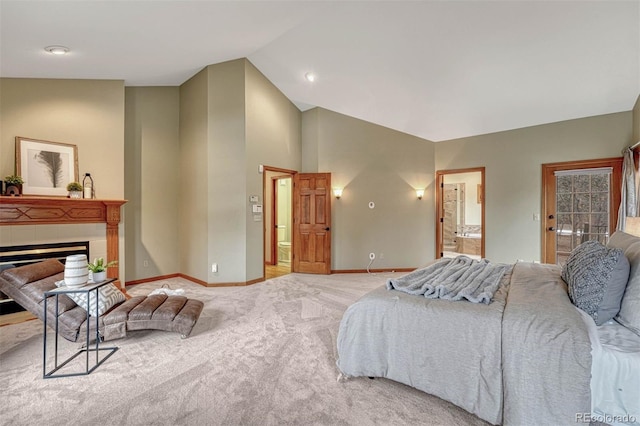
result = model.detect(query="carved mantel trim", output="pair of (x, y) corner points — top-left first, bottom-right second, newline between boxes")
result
(0, 196), (127, 289)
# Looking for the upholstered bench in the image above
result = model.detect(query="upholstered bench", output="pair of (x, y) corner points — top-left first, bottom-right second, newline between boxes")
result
(0, 259), (204, 342)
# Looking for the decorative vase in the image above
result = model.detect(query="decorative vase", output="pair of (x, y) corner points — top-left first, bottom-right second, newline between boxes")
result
(64, 254), (89, 287)
(92, 271), (107, 283)
(5, 183), (22, 196)
(69, 190), (82, 199)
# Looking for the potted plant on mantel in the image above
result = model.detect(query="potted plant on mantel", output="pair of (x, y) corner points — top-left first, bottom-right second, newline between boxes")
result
(4, 175), (24, 196)
(66, 182), (83, 198)
(87, 257), (118, 283)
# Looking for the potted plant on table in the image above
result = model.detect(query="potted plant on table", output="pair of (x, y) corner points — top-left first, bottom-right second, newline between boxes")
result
(87, 257), (118, 283)
(66, 182), (83, 198)
(4, 175), (24, 195)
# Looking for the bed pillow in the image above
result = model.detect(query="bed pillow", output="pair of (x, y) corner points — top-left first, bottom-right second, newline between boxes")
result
(561, 240), (629, 325)
(55, 280), (125, 316)
(597, 253), (631, 324)
(607, 231), (640, 253)
(611, 238), (640, 337)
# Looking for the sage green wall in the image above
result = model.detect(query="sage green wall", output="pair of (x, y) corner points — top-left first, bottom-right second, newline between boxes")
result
(0, 78), (125, 279)
(178, 59), (301, 283)
(302, 108), (319, 173)
(302, 108), (435, 270)
(206, 60), (247, 283)
(179, 68), (210, 282)
(435, 111), (633, 264)
(245, 60), (301, 281)
(124, 87), (180, 280)
(633, 95), (640, 143)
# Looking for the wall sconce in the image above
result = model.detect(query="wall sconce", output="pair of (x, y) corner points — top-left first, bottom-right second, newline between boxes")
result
(416, 189), (425, 200)
(334, 188), (343, 199)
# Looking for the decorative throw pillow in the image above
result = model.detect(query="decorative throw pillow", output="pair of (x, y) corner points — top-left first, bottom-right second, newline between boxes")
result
(561, 240), (629, 325)
(55, 281), (125, 316)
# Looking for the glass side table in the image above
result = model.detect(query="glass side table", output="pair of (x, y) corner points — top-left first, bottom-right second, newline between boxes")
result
(43, 278), (119, 378)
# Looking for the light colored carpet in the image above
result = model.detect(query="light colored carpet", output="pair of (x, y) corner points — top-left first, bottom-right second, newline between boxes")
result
(0, 273), (489, 426)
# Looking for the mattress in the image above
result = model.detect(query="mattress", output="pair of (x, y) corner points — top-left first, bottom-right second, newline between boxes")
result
(578, 309), (640, 425)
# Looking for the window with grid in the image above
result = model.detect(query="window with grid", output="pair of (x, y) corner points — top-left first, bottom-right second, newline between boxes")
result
(555, 167), (611, 265)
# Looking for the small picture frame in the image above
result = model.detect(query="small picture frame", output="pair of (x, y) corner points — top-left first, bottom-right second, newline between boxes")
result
(16, 136), (79, 196)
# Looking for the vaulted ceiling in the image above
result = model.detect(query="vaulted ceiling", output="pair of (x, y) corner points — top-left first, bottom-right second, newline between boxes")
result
(1, 1), (638, 142)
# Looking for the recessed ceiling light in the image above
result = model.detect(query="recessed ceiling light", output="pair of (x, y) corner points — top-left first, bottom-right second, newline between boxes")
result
(44, 45), (69, 55)
(305, 72), (316, 82)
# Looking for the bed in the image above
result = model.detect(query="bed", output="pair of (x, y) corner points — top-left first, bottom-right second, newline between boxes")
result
(337, 231), (640, 426)
(584, 312), (640, 425)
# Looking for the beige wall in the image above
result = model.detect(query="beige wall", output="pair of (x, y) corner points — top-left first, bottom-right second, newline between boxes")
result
(124, 87), (180, 280)
(435, 111), (633, 264)
(0, 78), (125, 278)
(303, 108), (435, 270)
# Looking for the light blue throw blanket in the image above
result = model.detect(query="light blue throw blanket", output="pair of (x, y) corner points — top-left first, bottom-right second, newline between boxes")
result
(386, 256), (511, 304)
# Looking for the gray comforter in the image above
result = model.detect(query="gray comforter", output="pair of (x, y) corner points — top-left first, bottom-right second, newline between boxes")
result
(501, 262), (591, 425)
(336, 262), (592, 426)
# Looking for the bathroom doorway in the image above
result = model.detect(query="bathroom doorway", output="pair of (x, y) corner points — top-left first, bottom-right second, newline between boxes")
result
(436, 168), (485, 259)
(264, 167), (295, 279)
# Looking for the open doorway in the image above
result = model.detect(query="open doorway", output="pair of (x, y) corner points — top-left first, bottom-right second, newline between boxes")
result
(436, 168), (485, 259)
(263, 167), (295, 279)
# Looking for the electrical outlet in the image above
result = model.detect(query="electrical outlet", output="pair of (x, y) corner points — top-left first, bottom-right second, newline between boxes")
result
(369, 252), (375, 260)
(143, 260), (149, 267)
(212, 263), (218, 273)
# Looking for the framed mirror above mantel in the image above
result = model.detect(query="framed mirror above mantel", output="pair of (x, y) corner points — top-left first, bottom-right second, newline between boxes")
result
(0, 196), (127, 290)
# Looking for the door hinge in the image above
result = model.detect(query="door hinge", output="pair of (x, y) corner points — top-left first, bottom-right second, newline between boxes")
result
(439, 217), (444, 223)
(440, 252), (444, 257)
(440, 182), (444, 188)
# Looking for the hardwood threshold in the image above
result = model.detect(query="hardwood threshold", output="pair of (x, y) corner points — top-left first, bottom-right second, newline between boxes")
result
(0, 311), (36, 327)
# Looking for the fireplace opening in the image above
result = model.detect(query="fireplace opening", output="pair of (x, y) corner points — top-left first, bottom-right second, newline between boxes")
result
(0, 241), (89, 315)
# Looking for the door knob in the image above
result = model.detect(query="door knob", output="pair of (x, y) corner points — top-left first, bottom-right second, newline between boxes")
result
(325, 227), (330, 231)
(548, 214), (555, 219)
(548, 227), (555, 231)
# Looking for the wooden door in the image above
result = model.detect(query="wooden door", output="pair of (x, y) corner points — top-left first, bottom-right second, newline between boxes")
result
(542, 158), (622, 264)
(293, 173), (331, 274)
